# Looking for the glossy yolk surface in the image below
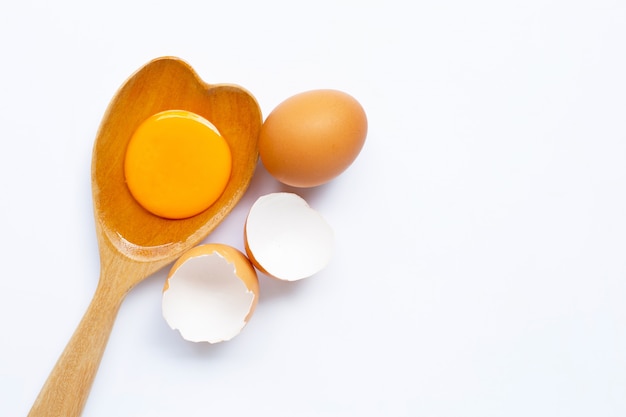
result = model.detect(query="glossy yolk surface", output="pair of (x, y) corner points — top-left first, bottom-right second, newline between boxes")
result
(124, 110), (232, 219)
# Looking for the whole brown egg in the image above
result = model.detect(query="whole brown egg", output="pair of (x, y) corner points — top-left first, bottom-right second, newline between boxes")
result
(259, 89), (368, 187)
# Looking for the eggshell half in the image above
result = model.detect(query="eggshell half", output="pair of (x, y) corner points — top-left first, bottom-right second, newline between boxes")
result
(244, 193), (334, 281)
(162, 244), (259, 343)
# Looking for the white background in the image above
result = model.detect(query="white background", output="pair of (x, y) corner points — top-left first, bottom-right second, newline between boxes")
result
(1, 1), (626, 416)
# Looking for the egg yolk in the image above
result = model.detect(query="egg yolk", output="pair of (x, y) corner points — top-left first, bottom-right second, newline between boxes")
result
(124, 110), (232, 219)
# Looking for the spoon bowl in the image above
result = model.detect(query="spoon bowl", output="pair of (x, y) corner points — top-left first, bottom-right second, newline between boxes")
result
(28, 56), (262, 417)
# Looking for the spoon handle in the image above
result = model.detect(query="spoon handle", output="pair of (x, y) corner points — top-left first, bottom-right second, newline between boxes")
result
(28, 278), (125, 417)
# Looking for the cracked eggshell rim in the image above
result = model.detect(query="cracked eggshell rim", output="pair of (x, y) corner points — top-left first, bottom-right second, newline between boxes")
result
(244, 192), (334, 281)
(162, 244), (259, 343)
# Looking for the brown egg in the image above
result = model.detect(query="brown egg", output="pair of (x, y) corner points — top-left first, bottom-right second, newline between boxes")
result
(259, 89), (367, 187)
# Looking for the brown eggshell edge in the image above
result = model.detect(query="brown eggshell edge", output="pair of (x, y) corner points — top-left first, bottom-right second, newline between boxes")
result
(243, 216), (274, 279)
(164, 243), (260, 322)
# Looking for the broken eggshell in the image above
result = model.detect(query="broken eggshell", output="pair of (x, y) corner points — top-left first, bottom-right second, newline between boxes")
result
(162, 244), (259, 343)
(244, 192), (334, 281)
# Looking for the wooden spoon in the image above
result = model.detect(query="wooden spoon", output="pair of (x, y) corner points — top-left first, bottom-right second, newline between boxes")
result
(28, 56), (262, 417)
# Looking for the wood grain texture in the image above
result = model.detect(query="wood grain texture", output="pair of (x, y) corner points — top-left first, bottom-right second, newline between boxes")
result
(28, 56), (262, 417)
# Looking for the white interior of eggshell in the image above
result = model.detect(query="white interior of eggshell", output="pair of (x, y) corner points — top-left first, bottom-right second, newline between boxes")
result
(162, 252), (255, 343)
(246, 192), (334, 281)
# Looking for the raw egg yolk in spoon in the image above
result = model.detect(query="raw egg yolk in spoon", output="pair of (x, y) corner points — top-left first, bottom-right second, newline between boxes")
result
(124, 110), (232, 219)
